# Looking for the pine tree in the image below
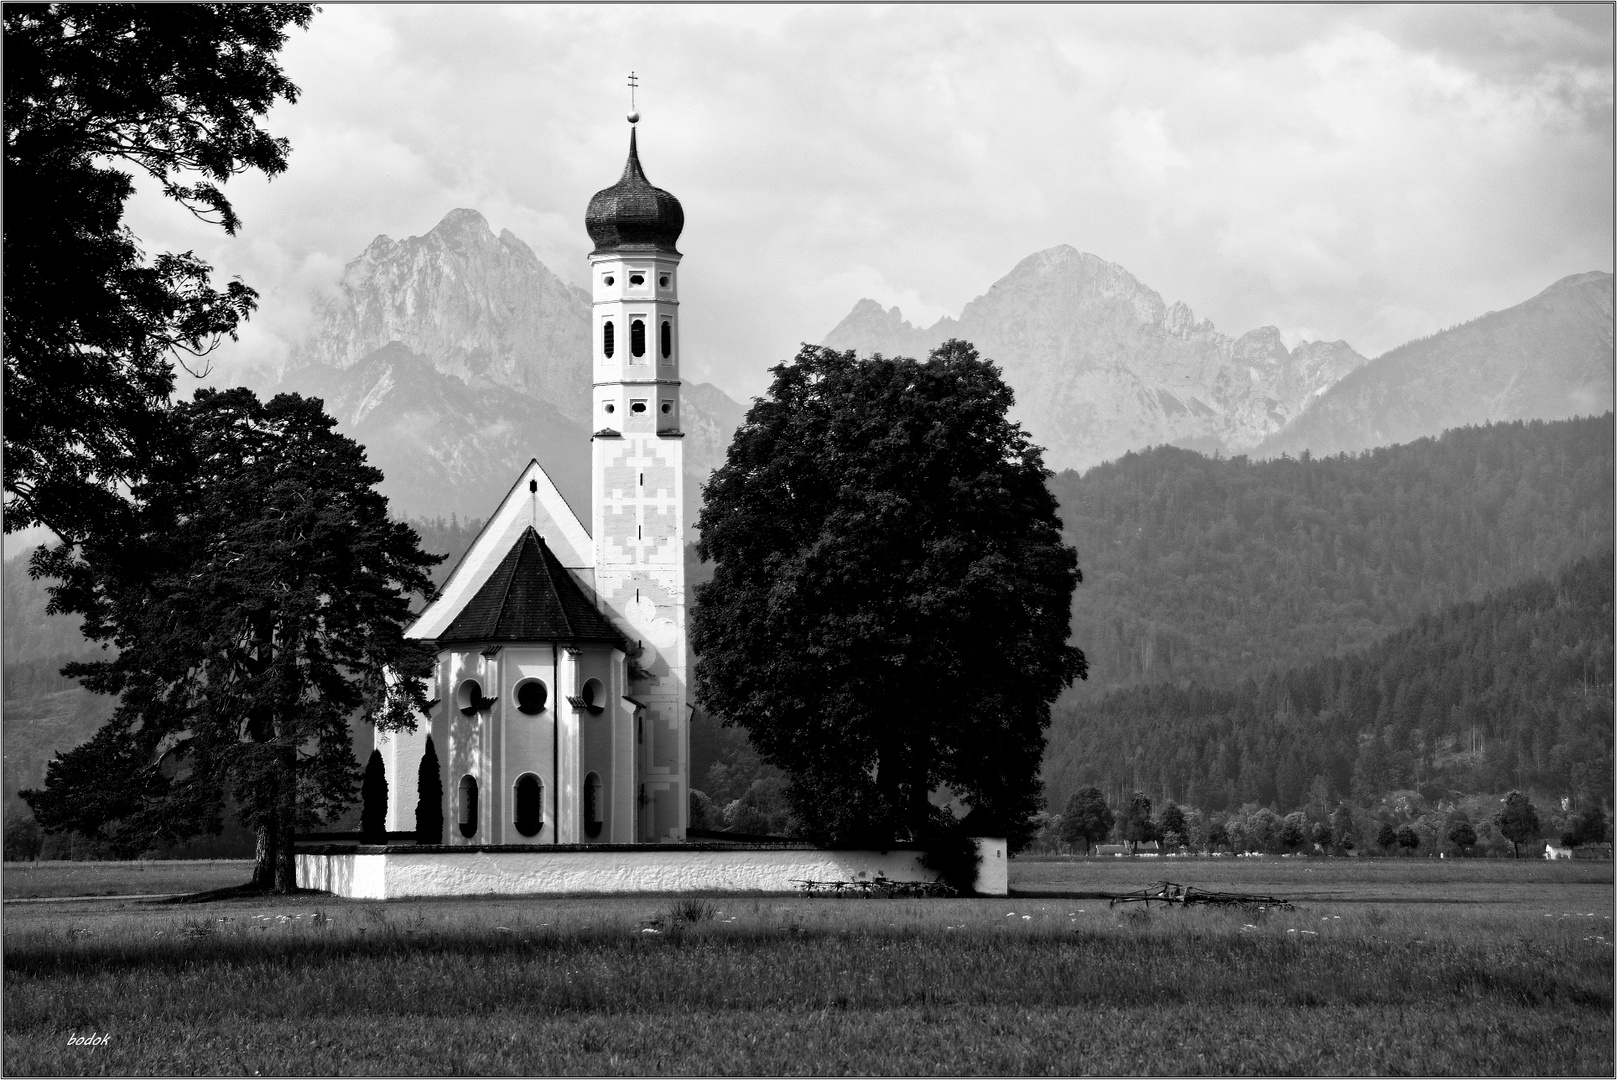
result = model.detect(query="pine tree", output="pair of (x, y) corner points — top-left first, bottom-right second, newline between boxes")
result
(22, 390), (439, 889)
(361, 749), (388, 844)
(415, 736), (443, 845)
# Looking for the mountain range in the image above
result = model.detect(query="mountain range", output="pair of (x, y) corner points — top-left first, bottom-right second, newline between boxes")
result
(273, 208), (747, 524)
(822, 248), (1611, 472)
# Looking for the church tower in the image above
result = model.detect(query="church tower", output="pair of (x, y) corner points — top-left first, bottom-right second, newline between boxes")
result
(584, 117), (688, 841)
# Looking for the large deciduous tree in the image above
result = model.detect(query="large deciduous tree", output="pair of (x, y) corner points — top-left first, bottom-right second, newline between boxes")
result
(22, 389), (439, 890)
(1061, 788), (1115, 855)
(1493, 790), (1541, 859)
(690, 341), (1086, 851)
(4, 4), (313, 544)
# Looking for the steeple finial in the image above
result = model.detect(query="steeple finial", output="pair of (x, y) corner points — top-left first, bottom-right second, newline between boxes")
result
(627, 71), (639, 125)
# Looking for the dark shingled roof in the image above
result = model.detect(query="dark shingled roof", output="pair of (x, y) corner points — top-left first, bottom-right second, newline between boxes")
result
(585, 127), (683, 255)
(437, 527), (624, 647)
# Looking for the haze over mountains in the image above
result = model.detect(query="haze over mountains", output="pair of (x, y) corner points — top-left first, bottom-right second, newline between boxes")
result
(274, 208), (746, 523)
(823, 248), (1612, 472)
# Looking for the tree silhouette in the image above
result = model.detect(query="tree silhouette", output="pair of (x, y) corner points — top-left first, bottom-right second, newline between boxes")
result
(691, 341), (1085, 851)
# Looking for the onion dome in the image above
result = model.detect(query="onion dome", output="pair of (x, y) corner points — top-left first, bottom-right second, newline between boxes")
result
(585, 127), (683, 255)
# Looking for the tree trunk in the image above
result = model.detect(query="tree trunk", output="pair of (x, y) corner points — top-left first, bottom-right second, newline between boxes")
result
(252, 818), (277, 890)
(274, 744), (297, 893)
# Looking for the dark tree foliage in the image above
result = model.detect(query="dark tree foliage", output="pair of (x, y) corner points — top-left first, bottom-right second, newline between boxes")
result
(361, 750), (388, 845)
(1376, 821), (1398, 851)
(1561, 805), (1609, 849)
(22, 389), (439, 888)
(1395, 824), (1420, 852)
(1045, 553), (1613, 814)
(1120, 791), (1155, 848)
(1159, 802), (1186, 840)
(1060, 787), (1114, 854)
(415, 736), (443, 845)
(1493, 790), (1541, 858)
(691, 341), (1086, 851)
(1047, 414), (1612, 695)
(4, 4), (315, 544)
(1329, 805), (1356, 851)
(1279, 817), (1306, 852)
(1446, 815), (1477, 853)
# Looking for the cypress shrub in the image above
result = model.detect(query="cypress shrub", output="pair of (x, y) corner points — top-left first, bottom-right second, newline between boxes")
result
(415, 735), (443, 845)
(360, 749), (388, 844)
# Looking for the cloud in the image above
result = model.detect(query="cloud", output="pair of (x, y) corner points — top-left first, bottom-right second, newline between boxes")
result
(120, 5), (1611, 401)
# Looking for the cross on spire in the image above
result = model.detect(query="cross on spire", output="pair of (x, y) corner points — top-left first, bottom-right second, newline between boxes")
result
(627, 71), (639, 123)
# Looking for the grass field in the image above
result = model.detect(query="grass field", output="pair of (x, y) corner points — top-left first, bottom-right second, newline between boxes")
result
(3, 858), (1611, 1075)
(2, 860), (254, 900)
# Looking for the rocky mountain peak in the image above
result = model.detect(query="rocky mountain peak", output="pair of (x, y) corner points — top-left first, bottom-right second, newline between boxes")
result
(292, 208), (594, 425)
(823, 246), (1370, 470)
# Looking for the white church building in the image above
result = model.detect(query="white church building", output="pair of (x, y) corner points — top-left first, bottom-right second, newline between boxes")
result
(375, 122), (690, 846)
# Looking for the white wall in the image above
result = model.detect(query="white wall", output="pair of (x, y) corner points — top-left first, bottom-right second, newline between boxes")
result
(298, 838), (1008, 898)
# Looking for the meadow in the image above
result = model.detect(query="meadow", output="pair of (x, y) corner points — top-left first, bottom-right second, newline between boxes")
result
(2, 858), (1611, 1075)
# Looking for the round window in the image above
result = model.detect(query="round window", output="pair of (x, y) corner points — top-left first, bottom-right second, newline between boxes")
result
(660, 401), (672, 414)
(604, 275), (614, 286)
(580, 677), (605, 714)
(515, 679), (548, 715)
(605, 402), (616, 414)
(658, 275), (669, 287)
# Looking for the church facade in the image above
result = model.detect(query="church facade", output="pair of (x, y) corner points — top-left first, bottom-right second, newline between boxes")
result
(377, 122), (689, 845)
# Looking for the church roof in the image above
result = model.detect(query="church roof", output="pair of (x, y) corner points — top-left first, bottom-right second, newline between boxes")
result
(437, 526), (623, 647)
(585, 126), (683, 255)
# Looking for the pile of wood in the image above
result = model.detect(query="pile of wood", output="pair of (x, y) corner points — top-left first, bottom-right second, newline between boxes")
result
(1108, 880), (1293, 911)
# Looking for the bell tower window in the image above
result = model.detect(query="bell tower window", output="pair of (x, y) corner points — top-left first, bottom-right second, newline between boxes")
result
(603, 320), (615, 359)
(631, 319), (646, 358)
(660, 320), (672, 359)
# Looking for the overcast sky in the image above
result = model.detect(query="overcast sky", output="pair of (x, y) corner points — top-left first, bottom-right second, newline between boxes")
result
(128, 3), (1614, 403)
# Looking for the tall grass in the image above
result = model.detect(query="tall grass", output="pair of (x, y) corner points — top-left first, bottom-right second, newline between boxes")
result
(4, 895), (1611, 1075)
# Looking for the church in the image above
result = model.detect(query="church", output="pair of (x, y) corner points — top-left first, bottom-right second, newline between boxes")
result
(376, 118), (690, 846)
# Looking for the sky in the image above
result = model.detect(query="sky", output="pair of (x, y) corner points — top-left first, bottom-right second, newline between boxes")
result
(127, 3), (1614, 404)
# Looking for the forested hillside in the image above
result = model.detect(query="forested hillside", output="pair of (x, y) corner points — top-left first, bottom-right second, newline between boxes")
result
(1052, 413), (1613, 692)
(1044, 553), (1613, 815)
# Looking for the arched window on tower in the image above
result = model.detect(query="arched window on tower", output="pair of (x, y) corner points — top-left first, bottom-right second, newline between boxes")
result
(631, 319), (646, 358)
(513, 774), (543, 838)
(660, 320), (672, 360)
(602, 320), (615, 359)
(458, 775), (479, 839)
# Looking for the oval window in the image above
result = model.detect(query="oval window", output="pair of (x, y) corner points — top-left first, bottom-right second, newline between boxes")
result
(602, 320), (615, 359)
(457, 678), (484, 716)
(629, 273), (644, 286)
(630, 319), (645, 358)
(515, 679), (548, 715)
(513, 774), (543, 838)
(630, 401), (647, 415)
(583, 772), (603, 839)
(658, 274), (669, 287)
(458, 775), (479, 839)
(660, 320), (672, 359)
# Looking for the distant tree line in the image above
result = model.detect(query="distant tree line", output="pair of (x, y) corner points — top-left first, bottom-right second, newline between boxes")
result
(1022, 784), (1609, 861)
(1050, 414), (1613, 693)
(1045, 552), (1612, 819)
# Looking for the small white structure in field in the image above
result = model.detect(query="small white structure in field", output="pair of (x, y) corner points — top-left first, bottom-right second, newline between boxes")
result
(1544, 842), (1574, 860)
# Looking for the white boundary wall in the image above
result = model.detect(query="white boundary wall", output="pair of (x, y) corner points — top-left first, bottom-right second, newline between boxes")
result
(299, 839), (1007, 899)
